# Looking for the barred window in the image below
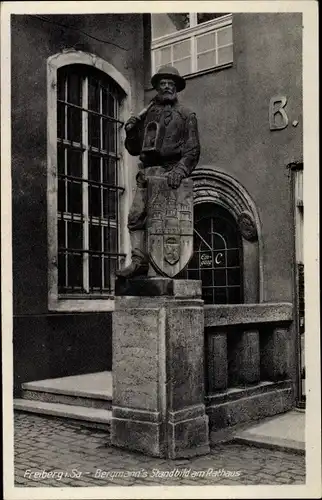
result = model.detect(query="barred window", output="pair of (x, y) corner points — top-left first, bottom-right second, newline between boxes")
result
(56, 65), (125, 296)
(183, 204), (243, 304)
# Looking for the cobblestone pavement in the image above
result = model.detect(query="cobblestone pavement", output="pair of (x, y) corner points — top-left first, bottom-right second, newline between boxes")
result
(14, 412), (305, 487)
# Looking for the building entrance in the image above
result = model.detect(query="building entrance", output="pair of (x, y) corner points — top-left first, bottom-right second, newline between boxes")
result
(180, 203), (243, 305)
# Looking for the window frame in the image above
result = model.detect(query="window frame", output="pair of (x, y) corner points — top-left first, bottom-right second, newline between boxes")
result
(151, 13), (233, 78)
(47, 51), (134, 312)
(57, 66), (124, 297)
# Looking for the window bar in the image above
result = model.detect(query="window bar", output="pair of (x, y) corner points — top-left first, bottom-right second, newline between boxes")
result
(194, 228), (212, 251)
(106, 109), (112, 293)
(82, 76), (89, 294)
(198, 241), (202, 284)
(69, 169), (75, 292)
(64, 76), (68, 291)
(57, 217), (62, 294)
(62, 172), (121, 189)
(63, 216), (68, 291)
(64, 75), (68, 142)
(203, 285), (240, 289)
(215, 30), (219, 66)
(99, 85), (103, 294)
(101, 222), (105, 291)
(59, 246), (122, 256)
(58, 151), (65, 294)
(225, 248), (229, 304)
(191, 35), (197, 73)
(189, 12), (198, 28)
(211, 217), (215, 304)
(105, 186), (111, 293)
(189, 265), (240, 271)
(239, 248), (243, 302)
(68, 123), (75, 292)
(114, 94), (119, 293)
(57, 99), (123, 124)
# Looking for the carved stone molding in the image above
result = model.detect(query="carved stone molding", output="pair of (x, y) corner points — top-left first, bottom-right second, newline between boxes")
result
(237, 211), (258, 242)
(192, 167), (259, 226)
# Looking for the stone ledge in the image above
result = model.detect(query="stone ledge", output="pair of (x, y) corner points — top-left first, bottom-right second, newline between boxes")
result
(14, 399), (112, 424)
(115, 296), (203, 309)
(206, 380), (292, 406)
(232, 435), (305, 455)
(21, 390), (112, 410)
(204, 302), (293, 327)
(207, 386), (294, 432)
(115, 277), (202, 298)
(168, 404), (206, 423)
(112, 406), (161, 423)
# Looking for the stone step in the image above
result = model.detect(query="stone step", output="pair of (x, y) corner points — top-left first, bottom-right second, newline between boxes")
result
(21, 371), (113, 410)
(21, 389), (112, 410)
(14, 399), (112, 432)
(232, 410), (305, 455)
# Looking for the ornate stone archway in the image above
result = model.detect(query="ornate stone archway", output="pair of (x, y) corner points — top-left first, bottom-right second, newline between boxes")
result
(192, 167), (263, 302)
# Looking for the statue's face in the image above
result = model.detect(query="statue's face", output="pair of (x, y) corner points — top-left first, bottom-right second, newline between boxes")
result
(157, 78), (177, 102)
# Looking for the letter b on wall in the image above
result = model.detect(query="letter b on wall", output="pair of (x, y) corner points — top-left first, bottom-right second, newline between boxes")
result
(269, 95), (289, 130)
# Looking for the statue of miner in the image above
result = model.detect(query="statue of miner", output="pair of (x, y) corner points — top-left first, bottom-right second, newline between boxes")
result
(116, 65), (200, 279)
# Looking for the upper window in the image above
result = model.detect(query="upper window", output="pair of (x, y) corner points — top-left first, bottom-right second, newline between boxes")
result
(151, 13), (233, 77)
(180, 203), (243, 305)
(56, 64), (125, 297)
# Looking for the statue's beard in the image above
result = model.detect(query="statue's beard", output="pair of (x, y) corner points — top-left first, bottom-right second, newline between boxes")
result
(155, 92), (178, 104)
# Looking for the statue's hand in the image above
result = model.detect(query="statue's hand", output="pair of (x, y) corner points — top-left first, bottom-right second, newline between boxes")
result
(125, 116), (140, 133)
(167, 169), (185, 189)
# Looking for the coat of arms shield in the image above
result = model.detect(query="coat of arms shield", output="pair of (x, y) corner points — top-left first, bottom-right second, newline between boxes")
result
(146, 175), (194, 278)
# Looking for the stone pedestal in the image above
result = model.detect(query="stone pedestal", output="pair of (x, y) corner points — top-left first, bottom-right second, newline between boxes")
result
(111, 278), (210, 458)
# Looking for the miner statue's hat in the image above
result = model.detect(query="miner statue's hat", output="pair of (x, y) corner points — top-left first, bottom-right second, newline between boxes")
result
(151, 65), (186, 92)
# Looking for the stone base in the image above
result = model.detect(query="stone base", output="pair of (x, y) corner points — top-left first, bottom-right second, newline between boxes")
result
(111, 414), (164, 457)
(167, 411), (210, 459)
(111, 405), (209, 459)
(111, 278), (210, 458)
(207, 380), (294, 434)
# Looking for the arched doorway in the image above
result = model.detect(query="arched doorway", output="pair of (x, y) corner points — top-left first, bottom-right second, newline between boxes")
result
(181, 203), (244, 304)
(191, 167), (262, 303)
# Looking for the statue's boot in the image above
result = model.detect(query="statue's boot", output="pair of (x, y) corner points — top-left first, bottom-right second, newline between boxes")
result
(116, 230), (149, 279)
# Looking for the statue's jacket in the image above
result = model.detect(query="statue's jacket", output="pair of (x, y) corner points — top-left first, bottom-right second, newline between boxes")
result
(125, 101), (201, 178)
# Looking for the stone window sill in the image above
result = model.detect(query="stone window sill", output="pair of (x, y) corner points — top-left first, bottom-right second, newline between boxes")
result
(48, 296), (115, 312)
